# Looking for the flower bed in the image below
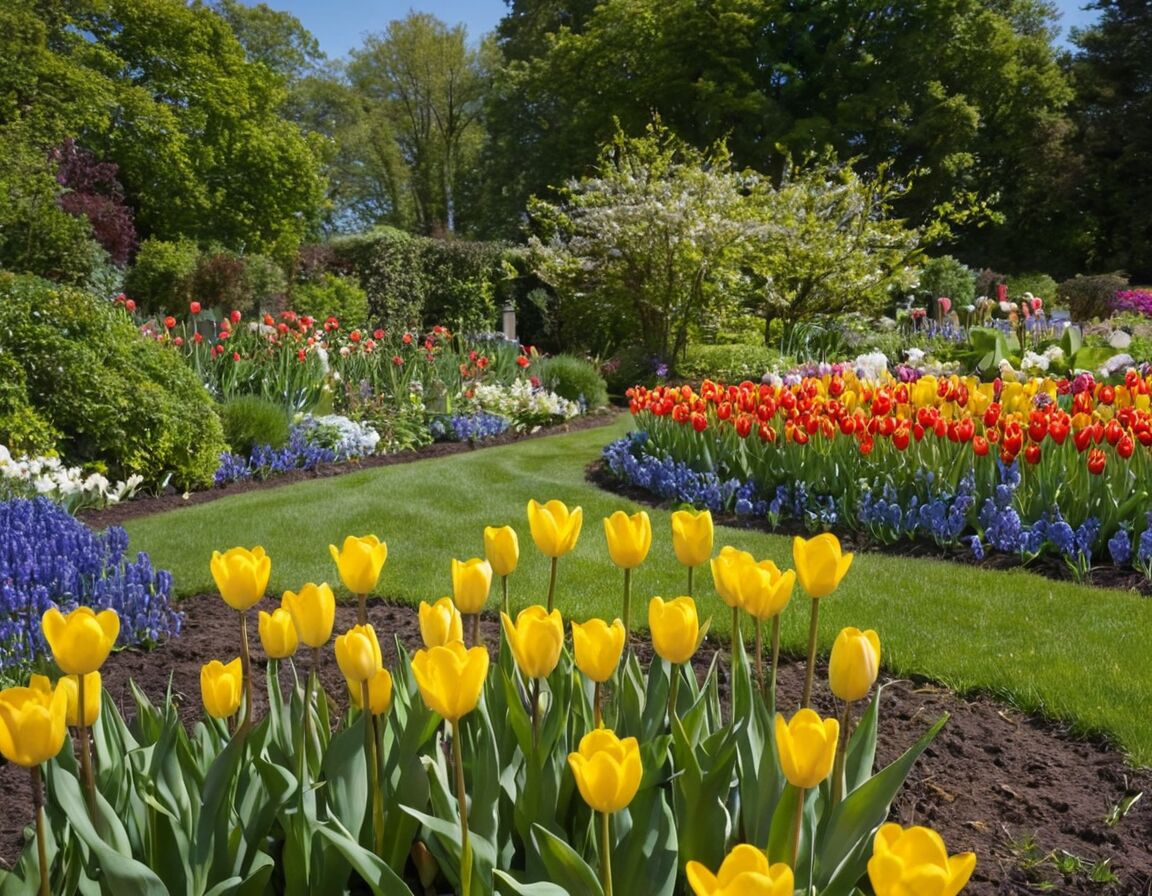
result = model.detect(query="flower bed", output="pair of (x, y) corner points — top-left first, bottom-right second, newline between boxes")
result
(612, 370), (1152, 580)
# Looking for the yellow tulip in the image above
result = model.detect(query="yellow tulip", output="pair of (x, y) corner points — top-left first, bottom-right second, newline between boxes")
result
(483, 525), (519, 577)
(200, 658), (243, 719)
(34, 672), (101, 727)
(334, 624), (383, 683)
(685, 844), (795, 896)
(451, 557), (493, 614)
(567, 727), (642, 814)
(258, 608), (299, 659)
(571, 618), (626, 683)
(419, 597), (464, 647)
(501, 606), (564, 679)
(0, 682), (68, 767)
(648, 596), (700, 665)
(867, 822), (976, 896)
(329, 535), (387, 595)
(738, 563), (795, 621)
(828, 627), (881, 702)
(710, 546), (754, 609)
(774, 708), (839, 788)
(603, 510), (652, 570)
(210, 546), (271, 610)
(41, 606), (120, 674)
(282, 582), (336, 648)
(671, 509), (713, 568)
(792, 533), (853, 598)
(526, 498), (583, 558)
(347, 668), (394, 716)
(411, 641), (489, 722)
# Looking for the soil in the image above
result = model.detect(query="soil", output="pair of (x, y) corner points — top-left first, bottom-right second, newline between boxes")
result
(2, 411), (1147, 893)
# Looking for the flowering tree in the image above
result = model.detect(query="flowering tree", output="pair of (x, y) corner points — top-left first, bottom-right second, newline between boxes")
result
(528, 121), (758, 361)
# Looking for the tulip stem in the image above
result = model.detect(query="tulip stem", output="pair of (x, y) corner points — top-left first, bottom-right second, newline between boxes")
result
(769, 615), (781, 713)
(32, 766), (49, 896)
(300, 649), (318, 791)
(832, 700), (852, 806)
(546, 557), (558, 613)
(451, 719), (472, 896)
(790, 786), (806, 869)
(667, 661), (681, 723)
(239, 610), (255, 730)
(357, 593), (367, 626)
(501, 574), (510, 617)
(530, 677), (541, 752)
(754, 617), (765, 699)
(469, 613), (481, 649)
(801, 598), (821, 709)
(593, 681), (602, 729)
(621, 567), (632, 644)
(599, 810), (614, 896)
(361, 682), (384, 856)
(730, 605), (740, 722)
(76, 673), (97, 819)
(686, 564), (693, 599)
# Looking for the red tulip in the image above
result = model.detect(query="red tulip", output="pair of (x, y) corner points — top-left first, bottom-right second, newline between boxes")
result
(1024, 444), (1041, 465)
(1087, 448), (1106, 475)
(190, 301), (202, 315)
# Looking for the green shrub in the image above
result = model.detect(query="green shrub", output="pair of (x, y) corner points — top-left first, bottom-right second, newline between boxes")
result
(917, 256), (976, 307)
(219, 395), (290, 455)
(123, 238), (200, 312)
(186, 250), (287, 317)
(291, 273), (369, 327)
(538, 354), (609, 408)
(420, 239), (504, 333)
(1007, 272), (1058, 303)
(677, 343), (784, 383)
(1057, 272), (1130, 322)
(0, 354), (59, 455)
(0, 273), (226, 488)
(329, 227), (428, 328)
(601, 345), (660, 395)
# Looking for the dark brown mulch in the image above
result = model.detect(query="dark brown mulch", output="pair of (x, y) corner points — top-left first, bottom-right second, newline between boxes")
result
(77, 408), (622, 530)
(2, 595), (1149, 894)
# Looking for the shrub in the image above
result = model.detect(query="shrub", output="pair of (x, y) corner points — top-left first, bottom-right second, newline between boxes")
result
(1111, 289), (1152, 317)
(0, 355), (59, 456)
(0, 273), (226, 489)
(677, 344), (784, 383)
(186, 250), (288, 317)
(974, 268), (1007, 299)
(0, 497), (180, 672)
(538, 354), (609, 408)
(123, 238), (200, 313)
(917, 256), (976, 307)
(219, 395), (291, 456)
(1007, 272), (1058, 303)
(420, 239), (504, 333)
(1057, 272), (1130, 322)
(291, 273), (369, 327)
(329, 227), (428, 328)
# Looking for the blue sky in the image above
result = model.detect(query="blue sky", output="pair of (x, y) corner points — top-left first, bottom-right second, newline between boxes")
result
(263, 0), (1101, 60)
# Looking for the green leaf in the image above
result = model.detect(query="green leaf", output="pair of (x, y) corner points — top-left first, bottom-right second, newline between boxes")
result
(844, 687), (881, 793)
(529, 824), (604, 896)
(315, 820), (415, 896)
(493, 871), (572, 896)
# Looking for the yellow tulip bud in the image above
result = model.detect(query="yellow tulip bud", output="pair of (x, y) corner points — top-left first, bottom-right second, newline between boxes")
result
(738, 563), (795, 621)
(828, 627), (880, 702)
(648, 596), (699, 665)
(774, 708), (839, 788)
(685, 844), (795, 896)
(210, 546), (271, 611)
(411, 642), (489, 722)
(334, 624), (383, 683)
(671, 509), (713, 568)
(483, 525), (519, 577)
(451, 557), (493, 614)
(347, 667), (394, 716)
(419, 597), (464, 648)
(328, 535), (387, 595)
(527, 498), (583, 558)
(501, 606), (564, 679)
(571, 618), (626, 683)
(567, 727), (642, 814)
(867, 822), (976, 896)
(36, 672), (101, 727)
(710, 546), (754, 609)
(792, 533), (853, 598)
(258, 608), (298, 659)
(41, 606), (120, 674)
(200, 658), (243, 720)
(603, 510), (652, 570)
(282, 582), (336, 648)
(0, 682), (68, 767)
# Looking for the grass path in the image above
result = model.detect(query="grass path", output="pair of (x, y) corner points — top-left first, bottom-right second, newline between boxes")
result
(125, 416), (1152, 764)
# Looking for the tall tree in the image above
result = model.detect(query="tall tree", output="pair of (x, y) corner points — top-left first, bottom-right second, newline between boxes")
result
(1069, 0), (1152, 279)
(348, 14), (489, 235)
(211, 0), (324, 82)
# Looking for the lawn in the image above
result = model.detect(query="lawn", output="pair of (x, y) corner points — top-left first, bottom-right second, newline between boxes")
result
(124, 416), (1152, 765)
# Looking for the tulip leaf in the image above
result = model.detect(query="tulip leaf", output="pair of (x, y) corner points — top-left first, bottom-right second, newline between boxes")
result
(611, 784), (678, 896)
(640, 657), (671, 742)
(529, 823), (604, 896)
(321, 715), (369, 843)
(814, 713), (949, 894)
(194, 724), (249, 877)
(316, 819), (415, 896)
(844, 686), (882, 794)
(401, 805), (498, 896)
(493, 871), (572, 896)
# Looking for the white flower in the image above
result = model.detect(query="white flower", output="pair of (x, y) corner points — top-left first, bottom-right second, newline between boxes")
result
(1021, 351), (1050, 373)
(904, 348), (926, 365)
(853, 351), (890, 383)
